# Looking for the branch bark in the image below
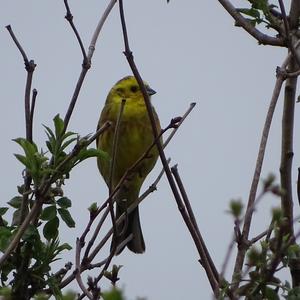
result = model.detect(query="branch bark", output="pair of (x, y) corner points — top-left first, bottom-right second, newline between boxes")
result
(217, 0), (285, 46)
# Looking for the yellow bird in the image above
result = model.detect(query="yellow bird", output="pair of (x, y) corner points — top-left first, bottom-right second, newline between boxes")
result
(96, 76), (161, 254)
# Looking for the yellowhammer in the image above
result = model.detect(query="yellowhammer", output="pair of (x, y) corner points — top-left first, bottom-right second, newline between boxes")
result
(96, 76), (161, 254)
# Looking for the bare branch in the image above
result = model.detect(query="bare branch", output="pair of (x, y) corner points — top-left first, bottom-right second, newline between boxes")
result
(298, 168), (300, 206)
(280, 57), (297, 247)
(29, 89), (38, 141)
(278, 0), (300, 66)
(6, 25), (36, 143)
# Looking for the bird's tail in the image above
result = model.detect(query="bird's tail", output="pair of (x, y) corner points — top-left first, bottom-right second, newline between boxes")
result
(112, 205), (145, 255)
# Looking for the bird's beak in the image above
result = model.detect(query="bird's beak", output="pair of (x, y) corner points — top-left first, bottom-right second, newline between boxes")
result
(146, 86), (156, 96)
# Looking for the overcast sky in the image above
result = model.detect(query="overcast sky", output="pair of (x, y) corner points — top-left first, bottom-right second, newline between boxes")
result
(1, 1), (299, 299)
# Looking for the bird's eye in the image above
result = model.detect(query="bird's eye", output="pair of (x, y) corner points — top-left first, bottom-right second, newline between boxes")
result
(130, 85), (138, 93)
(116, 87), (124, 94)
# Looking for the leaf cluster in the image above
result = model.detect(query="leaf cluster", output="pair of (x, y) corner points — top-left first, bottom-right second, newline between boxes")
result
(0, 115), (107, 299)
(237, 0), (281, 30)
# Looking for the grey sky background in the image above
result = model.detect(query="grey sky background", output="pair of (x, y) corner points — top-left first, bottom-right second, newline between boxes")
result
(1, 1), (299, 299)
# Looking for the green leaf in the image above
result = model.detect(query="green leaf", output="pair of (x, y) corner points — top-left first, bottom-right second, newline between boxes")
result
(264, 287), (280, 300)
(43, 217), (59, 240)
(58, 208), (75, 228)
(0, 227), (12, 252)
(13, 138), (38, 157)
(12, 209), (21, 226)
(7, 196), (23, 209)
(43, 124), (55, 140)
(14, 154), (30, 168)
(0, 207), (8, 216)
(88, 202), (98, 213)
(287, 287), (300, 300)
(61, 137), (77, 151)
(251, 0), (269, 12)
(40, 205), (57, 221)
(47, 275), (63, 299)
(57, 197), (72, 209)
(102, 288), (124, 300)
(54, 114), (65, 138)
(62, 131), (77, 140)
(46, 140), (53, 153)
(23, 224), (40, 241)
(238, 8), (260, 19)
(0, 287), (12, 298)
(57, 243), (72, 252)
(229, 199), (243, 218)
(77, 148), (109, 163)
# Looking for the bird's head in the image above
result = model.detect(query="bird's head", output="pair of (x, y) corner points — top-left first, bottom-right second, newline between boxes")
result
(110, 76), (156, 101)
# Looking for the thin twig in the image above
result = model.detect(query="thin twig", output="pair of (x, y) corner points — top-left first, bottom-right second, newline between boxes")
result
(79, 216), (96, 247)
(220, 235), (235, 278)
(77, 232), (131, 300)
(250, 229), (269, 244)
(98, 234), (132, 282)
(87, 0), (117, 60)
(75, 238), (93, 300)
(94, 119), (177, 215)
(278, 0), (300, 66)
(171, 165), (220, 286)
(297, 168), (300, 205)
(24, 66), (36, 143)
(29, 89), (38, 141)
(63, 0), (87, 63)
(138, 158), (170, 202)
(60, 161), (168, 289)
(278, 0), (289, 40)
(82, 207), (110, 263)
(108, 99), (126, 245)
(109, 99), (126, 193)
(83, 157), (170, 264)
(5, 25), (29, 64)
(163, 102), (196, 149)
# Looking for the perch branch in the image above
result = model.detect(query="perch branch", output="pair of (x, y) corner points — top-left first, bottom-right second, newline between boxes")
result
(119, 0), (219, 296)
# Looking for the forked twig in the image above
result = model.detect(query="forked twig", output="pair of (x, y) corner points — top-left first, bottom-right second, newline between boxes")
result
(63, 0), (116, 132)
(163, 102), (196, 149)
(60, 160), (169, 289)
(217, 0), (284, 46)
(171, 165), (220, 286)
